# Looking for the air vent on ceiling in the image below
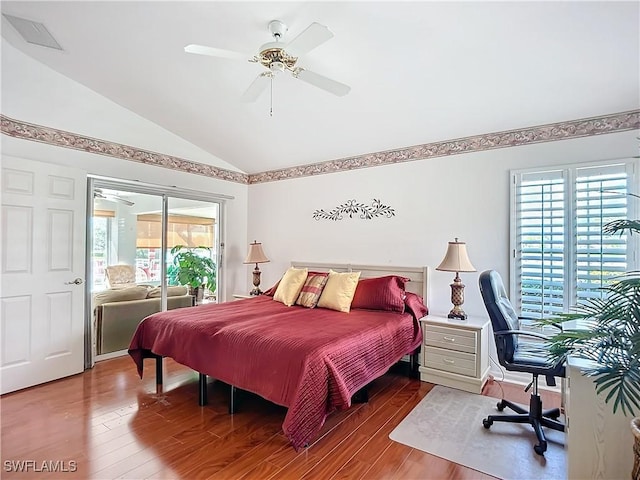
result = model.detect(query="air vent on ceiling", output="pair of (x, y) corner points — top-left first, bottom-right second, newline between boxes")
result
(3, 13), (63, 50)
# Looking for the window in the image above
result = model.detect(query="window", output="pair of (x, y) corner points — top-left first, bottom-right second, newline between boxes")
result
(91, 210), (115, 290)
(135, 214), (216, 283)
(511, 160), (638, 331)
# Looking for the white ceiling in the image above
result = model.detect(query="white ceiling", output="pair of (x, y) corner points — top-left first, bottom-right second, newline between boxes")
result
(1, 1), (638, 175)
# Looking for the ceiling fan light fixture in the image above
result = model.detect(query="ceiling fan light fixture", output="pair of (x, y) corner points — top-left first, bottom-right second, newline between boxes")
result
(269, 61), (285, 74)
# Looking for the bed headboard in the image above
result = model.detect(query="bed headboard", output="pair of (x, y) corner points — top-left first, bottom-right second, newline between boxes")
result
(290, 261), (429, 307)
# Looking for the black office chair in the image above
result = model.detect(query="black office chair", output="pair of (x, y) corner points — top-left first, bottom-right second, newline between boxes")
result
(478, 270), (565, 455)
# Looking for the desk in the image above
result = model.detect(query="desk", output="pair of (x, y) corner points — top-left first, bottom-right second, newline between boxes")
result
(565, 356), (634, 479)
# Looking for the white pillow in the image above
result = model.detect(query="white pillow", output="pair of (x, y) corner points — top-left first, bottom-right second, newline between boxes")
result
(273, 267), (308, 306)
(317, 270), (361, 313)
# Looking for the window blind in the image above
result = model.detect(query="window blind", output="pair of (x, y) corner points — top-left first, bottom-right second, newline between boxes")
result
(512, 161), (634, 339)
(574, 165), (628, 303)
(516, 170), (566, 319)
(136, 214), (215, 249)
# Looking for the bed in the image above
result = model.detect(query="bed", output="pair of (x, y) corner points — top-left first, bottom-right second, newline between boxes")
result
(128, 262), (429, 450)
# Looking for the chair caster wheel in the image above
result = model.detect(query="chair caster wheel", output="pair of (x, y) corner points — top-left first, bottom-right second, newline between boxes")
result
(483, 418), (493, 429)
(534, 442), (547, 455)
(497, 401), (505, 412)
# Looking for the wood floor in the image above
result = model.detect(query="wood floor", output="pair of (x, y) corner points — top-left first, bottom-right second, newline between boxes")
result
(0, 356), (560, 479)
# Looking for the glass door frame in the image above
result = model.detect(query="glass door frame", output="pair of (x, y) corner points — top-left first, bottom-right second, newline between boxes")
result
(85, 175), (232, 368)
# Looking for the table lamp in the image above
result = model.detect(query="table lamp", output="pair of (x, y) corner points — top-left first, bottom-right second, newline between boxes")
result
(436, 238), (476, 320)
(243, 241), (270, 295)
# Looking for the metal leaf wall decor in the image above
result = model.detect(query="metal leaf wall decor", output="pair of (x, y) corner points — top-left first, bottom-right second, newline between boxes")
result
(312, 199), (395, 221)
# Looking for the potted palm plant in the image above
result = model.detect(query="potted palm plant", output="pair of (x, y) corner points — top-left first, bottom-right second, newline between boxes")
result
(539, 195), (639, 416)
(538, 195), (639, 476)
(168, 245), (216, 303)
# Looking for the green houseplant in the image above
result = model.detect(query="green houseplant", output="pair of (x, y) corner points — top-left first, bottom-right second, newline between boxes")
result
(168, 245), (216, 301)
(538, 194), (640, 417)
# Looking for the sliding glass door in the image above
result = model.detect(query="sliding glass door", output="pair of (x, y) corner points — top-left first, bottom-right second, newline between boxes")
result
(88, 178), (223, 361)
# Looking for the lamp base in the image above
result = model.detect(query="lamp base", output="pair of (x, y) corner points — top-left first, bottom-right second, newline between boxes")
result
(250, 265), (262, 296)
(448, 274), (467, 320)
(447, 308), (468, 321)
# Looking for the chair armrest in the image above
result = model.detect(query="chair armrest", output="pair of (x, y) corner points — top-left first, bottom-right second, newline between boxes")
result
(519, 316), (563, 331)
(493, 329), (552, 341)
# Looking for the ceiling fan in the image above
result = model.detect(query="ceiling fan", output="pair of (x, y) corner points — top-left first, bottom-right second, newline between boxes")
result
(184, 20), (350, 104)
(93, 189), (135, 206)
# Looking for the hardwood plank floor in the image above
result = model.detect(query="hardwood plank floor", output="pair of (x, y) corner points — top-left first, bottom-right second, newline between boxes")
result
(0, 356), (560, 479)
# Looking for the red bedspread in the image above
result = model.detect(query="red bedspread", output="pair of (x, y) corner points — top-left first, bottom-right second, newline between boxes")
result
(128, 295), (424, 449)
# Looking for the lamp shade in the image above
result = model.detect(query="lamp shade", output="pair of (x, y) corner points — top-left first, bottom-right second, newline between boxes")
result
(243, 241), (270, 264)
(436, 238), (476, 273)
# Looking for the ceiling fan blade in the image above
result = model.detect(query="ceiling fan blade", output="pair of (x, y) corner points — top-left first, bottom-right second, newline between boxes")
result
(285, 22), (334, 57)
(184, 44), (248, 60)
(294, 69), (350, 97)
(241, 73), (271, 102)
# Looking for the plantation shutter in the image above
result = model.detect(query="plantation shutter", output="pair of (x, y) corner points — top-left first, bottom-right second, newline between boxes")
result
(512, 162), (633, 339)
(515, 170), (566, 320)
(574, 165), (629, 302)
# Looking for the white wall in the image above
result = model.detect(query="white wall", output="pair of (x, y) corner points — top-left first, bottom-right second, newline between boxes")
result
(1, 39), (241, 172)
(1, 40), (249, 300)
(247, 130), (639, 318)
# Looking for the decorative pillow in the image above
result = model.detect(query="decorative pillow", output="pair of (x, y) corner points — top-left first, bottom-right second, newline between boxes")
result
(405, 291), (428, 319)
(92, 285), (149, 307)
(273, 267), (308, 306)
(295, 272), (329, 308)
(317, 270), (361, 313)
(105, 264), (136, 288)
(147, 285), (189, 298)
(351, 275), (409, 313)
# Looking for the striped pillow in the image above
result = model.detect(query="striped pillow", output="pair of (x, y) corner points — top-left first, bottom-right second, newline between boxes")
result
(295, 272), (329, 308)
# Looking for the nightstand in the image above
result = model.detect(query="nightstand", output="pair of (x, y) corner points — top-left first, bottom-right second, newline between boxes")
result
(232, 294), (254, 300)
(418, 314), (490, 394)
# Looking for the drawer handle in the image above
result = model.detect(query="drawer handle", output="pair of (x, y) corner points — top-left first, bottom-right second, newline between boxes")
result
(443, 336), (456, 342)
(443, 358), (456, 364)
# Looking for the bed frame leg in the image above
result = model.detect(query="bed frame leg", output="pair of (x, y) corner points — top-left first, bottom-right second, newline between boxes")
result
(410, 351), (420, 379)
(155, 356), (163, 385)
(229, 385), (237, 414)
(199, 373), (208, 406)
(352, 386), (369, 403)
(409, 352), (419, 378)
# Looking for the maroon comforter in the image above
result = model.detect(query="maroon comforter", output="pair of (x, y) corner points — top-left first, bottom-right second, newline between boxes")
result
(129, 294), (425, 449)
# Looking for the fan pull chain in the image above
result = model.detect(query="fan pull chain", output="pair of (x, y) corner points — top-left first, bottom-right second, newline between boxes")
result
(269, 75), (274, 117)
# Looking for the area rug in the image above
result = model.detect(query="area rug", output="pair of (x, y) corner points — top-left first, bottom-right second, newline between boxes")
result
(389, 385), (566, 480)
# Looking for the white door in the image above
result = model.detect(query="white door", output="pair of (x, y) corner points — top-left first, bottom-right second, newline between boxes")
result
(1, 156), (86, 394)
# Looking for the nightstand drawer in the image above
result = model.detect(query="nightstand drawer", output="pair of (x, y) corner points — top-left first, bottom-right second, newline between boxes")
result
(425, 324), (477, 354)
(423, 346), (477, 377)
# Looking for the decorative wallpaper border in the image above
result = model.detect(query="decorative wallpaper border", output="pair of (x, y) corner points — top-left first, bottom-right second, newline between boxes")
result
(249, 110), (640, 184)
(2, 110), (638, 186)
(0, 115), (250, 185)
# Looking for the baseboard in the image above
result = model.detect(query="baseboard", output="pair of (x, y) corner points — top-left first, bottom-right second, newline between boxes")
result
(95, 349), (129, 362)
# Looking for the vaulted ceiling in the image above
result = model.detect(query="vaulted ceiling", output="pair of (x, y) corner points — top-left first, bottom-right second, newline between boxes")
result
(2, 1), (638, 174)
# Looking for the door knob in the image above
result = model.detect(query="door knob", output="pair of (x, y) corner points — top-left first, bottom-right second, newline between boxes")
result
(65, 278), (84, 285)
